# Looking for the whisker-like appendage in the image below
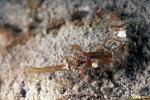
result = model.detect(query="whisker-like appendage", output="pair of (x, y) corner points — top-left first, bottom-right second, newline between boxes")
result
(28, 65), (65, 74)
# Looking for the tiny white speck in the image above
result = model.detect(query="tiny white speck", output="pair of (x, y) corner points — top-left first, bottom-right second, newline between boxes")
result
(117, 30), (126, 38)
(92, 62), (98, 68)
(78, 6), (90, 11)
